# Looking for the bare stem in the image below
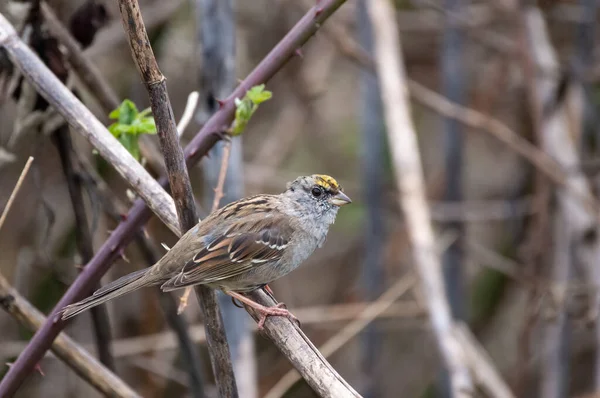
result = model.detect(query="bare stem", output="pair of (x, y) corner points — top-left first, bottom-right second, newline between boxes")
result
(0, 156), (33, 233)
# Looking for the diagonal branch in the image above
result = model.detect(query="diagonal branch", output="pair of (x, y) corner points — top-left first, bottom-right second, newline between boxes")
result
(116, 0), (237, 396)
(0, 1), (354, 396)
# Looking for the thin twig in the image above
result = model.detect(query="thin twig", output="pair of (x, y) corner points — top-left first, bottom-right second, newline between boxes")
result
(0, 273), (140, 397)
(455, 324), (515, 398)
(211, 139), (232, 212)
(178, 138), (232, 314)
(0, 156), (33, 232)
(116, 0), (237, 395)
(366, 0), (474, 395)
(177, 91), (199, 136)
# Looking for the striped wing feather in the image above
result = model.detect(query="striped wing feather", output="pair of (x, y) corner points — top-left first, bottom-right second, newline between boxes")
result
(160, 216), (292, 291)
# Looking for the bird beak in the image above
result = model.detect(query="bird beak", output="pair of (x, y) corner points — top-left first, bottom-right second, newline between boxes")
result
(329, 191), (352, 207)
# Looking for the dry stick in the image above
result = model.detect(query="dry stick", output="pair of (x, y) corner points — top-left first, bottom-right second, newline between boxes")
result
(53, 126), (115, 371)
(177, 91), (199, 137)
(366, 0), (474, 396)
(0, 156), (33, 232)
(0, 274), (140, 398)
(0, 1), (353, 395)
(0, 15), (180, 235)
(245, 289), (361, 397)
(455, 324), (515, 398)
(115, 0), (237, 396)
(178, 139), (232, 314)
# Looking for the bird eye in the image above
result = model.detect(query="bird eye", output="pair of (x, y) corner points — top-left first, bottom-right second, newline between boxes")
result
(311, 186), (323, 197)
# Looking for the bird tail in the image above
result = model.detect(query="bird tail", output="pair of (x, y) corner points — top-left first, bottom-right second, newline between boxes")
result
(61, 268), (155, 320)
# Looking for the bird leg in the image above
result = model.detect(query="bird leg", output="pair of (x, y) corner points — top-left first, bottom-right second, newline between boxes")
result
(226, 291), (299, 330)
(263, 284), (274, 296)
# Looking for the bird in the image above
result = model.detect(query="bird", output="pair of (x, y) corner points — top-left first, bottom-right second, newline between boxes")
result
(61, 174), (351, 329)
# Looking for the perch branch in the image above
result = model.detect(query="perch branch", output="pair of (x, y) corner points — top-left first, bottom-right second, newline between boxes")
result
(0, 1), (354, 395)
(246, 290), (361, 397)
(366, 0), (473, 395)
(266, 274), (417, 398)
(116, 0), (237, 395)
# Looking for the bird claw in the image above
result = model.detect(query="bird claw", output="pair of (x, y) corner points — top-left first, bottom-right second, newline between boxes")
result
(256, 304), (300, 330)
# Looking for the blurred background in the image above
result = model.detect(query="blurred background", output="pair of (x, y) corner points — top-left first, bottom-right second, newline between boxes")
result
(0, 0), (599, 397)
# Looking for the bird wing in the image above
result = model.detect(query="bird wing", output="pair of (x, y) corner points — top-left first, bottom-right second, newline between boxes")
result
(160, 214), (293, 291)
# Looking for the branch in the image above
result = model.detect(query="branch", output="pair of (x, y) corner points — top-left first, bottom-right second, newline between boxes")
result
(366, 0), (473, 395)
(246, 290), (361, 397)
(0, 272), (139, 397)
(265, 274), (417, 398)
(116, 0), (237, 396)
(0, 1), (353, 395)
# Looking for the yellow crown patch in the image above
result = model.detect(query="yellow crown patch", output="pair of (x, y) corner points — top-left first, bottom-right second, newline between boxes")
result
(314, 174), (340, 191)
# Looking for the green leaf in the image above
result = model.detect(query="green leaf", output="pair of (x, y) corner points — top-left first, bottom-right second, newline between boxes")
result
(107, 99), (157, 161)
(246, 84), (272, 104)
(230, 85), (272, 136)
